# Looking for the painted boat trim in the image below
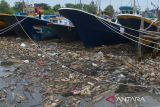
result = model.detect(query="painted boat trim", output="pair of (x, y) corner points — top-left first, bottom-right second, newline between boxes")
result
(0, 20), (7, 27)
(117, 14), (158, 27)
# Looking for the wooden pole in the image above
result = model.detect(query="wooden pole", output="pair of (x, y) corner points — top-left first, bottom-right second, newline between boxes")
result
(133, 0), (136, 14)
(138, 14), (145, 61)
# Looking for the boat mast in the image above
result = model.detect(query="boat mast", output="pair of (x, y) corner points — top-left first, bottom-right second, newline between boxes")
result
(80, 0), (82, 10)
(96, 0), (101, 15)
(22, 0), (25, 13)
(98, 0), (101, 15)
(133, 0), (136, 14)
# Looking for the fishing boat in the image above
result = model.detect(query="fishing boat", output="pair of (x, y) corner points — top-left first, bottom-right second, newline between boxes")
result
(117, 1), (159, 37)
(1, 15), (59, 40)
(47, 16), (80, 42)
(0, 0), (60, 40)
(59, 8), (129, 47)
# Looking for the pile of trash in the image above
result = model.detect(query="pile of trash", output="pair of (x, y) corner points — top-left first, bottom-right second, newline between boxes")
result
(0, 37), (160, 107)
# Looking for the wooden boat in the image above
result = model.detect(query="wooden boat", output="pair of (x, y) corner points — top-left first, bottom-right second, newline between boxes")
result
(117, 6), (159, 37)
(59, 8), (129, 47)
(47, 16), (80, 42)
(1, 15), (59, 40)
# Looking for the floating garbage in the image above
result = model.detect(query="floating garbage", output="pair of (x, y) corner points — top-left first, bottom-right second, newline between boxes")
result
(0, 37), (160, 107)
(23, 60), (29, 64)
(20, 43), (26, 48)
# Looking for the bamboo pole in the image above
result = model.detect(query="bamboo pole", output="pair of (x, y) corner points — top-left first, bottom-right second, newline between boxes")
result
(138, 15), (145, 61)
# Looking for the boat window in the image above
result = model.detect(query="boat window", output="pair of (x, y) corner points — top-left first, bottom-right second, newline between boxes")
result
(122, 11), (125, 14)
(130, 11), (133, 14)
(126, 11), (130, 14)
(51, 20), (58, 23)
(50, 16), (56, 18)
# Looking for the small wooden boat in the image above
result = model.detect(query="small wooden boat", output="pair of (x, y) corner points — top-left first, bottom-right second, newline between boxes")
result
(117, 6), (159, 37)
(47, 16), (80, 42)
(1, 15), (59, 40)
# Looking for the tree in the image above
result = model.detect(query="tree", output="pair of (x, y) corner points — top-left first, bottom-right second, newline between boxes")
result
(83, 1), (97, 14)
(43, 9), (55, 15)
(65, 2), (97, 14)
(104, 5), (114, 17)
(34, 3), (55, 15)
(34, 3), (51, 10)
(13, 1), (25, 13)
(65, 3), (77, 8)
(0, 0), (13, 14)
(53, 4), (61, 12)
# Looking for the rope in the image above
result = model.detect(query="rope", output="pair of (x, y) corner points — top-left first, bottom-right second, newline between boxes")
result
(96, 16), (160, 51)
(114, 19), (160, 46)
(117, 18), (160, 37)
(0, 17), (26, 32)
(144, 19), (156, 30)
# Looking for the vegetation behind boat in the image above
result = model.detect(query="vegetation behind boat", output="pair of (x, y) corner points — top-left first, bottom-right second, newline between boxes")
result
(0, 0), (115, 17)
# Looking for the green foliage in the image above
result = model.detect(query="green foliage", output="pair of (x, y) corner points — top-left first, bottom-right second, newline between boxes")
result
(0, 0), (13, 14)
(65, 2), (97, 14)
(83, 1), (97, 14)
(53, 4), (61, 12)
(0, 1), (98, 15)
(13, 1), (25, 13)
(65, 3), (77, 8)
(43, 9), (55, 15)
(34, 3), (56, 14)
(104, 5), (114, 16)
(34, 3), (51, 10)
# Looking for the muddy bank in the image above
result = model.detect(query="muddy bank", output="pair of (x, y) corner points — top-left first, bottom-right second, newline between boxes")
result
(0, 36), (160, 107)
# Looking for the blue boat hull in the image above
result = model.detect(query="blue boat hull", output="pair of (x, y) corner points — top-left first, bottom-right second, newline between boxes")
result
(59, 8), (129, 47)
(2, 15), (59, 41)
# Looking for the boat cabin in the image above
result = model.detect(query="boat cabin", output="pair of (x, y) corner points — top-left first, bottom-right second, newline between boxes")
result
(119, 6), (140, 15)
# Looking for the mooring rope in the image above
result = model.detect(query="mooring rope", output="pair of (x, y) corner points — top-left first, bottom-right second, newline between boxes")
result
(144, 19), (155, 30)
(96, 16), (160, 51)
(116, 18), (160, 37)
(0, 17), (27, 35)
(0, 17), (27, 32)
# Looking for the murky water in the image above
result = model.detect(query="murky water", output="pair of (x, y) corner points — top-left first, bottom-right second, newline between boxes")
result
(0, 61), (43, 107)
(0, 60), (160, 107)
